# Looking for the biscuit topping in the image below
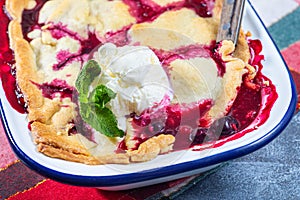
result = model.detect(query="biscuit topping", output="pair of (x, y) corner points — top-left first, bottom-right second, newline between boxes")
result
(0, 0), (278, 165)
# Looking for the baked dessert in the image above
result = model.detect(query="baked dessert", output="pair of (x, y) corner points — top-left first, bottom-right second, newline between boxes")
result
(1, 0), (276, 164)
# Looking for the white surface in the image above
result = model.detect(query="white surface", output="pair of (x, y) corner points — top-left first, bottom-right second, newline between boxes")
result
(249, 0), (298, 27)
(0, 1), (295, 190)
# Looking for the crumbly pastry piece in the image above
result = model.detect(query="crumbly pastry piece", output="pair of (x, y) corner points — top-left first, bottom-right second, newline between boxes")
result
(129, 8), (219, 49)
(6, 0), (253, 165)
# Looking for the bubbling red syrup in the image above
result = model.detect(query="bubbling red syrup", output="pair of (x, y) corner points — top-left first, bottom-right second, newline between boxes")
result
(118, 39), (278, 151)
(123, 0), (163, 22)
(223, 41), (266, 131)
(126, 99), (213, 150)
(0, 2), (26, 113)
(230, 79), (261, 130)
(248, 39), (264, 69)
(192, 40), (278, 150)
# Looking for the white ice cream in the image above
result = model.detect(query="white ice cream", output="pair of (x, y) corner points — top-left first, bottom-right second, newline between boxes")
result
(93, 43), (172, 130)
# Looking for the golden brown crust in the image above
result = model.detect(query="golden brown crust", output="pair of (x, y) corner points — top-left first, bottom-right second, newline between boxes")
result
(31, 121), (100, 164)
(6, 0), (252, 165)
(5, 0), (29, 21)
(9, 20), (44, 109)
(7, 0), (101, 164)
(127, 135), (175, 162)
(37, 144), (99, 164)
(6, 0), (177, 165)
(234, 30), (251, 63)
(213, 0), (223, 19)
(213, 0), (251, 62)
(208, 40), (248, 119)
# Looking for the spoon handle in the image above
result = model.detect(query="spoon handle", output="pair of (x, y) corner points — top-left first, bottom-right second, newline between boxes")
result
(217, 0), (246, 45)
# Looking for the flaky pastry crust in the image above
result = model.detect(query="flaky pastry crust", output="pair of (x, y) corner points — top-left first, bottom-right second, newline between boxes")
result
(6, 0), (252, 165)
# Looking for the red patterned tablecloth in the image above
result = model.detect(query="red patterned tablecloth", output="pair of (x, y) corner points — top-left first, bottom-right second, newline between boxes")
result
(0, 117), (219, 199)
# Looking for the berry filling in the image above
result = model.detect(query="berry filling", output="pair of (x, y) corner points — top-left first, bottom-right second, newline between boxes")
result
(31, 79), (75, 100)
(21, 0), (47, 41)
(152, 42), (226, 76)
(124, 0), (215, 23)
(0, 0), (278, 152)
(125, 100), (214, 150)
(0, 2), (27, 113)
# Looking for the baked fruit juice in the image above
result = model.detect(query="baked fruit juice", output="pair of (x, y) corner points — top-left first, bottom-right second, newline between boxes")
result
(0, 0), (277, 164)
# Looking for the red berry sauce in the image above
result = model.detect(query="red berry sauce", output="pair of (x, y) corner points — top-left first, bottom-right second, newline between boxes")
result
(124, 99), (214, 151)
(21, 0), (47, 41)
(200, 40), (278, 149)
(0, 0), (278, 152)
(43, 23), (102, 71)
(123, 0), (215, 23)
(121, 39), (278, 151)
(184, 0), (215, 17)
(152, 42), (226, 76)
(0, 1), (26, 113)
(31, 79), (75, 100)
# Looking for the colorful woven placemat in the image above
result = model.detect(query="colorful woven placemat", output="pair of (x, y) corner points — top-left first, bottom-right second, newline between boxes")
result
(1, 0), (300, 199)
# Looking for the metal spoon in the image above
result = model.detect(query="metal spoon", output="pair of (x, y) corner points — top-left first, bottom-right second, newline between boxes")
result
(216, 0), (246, 45)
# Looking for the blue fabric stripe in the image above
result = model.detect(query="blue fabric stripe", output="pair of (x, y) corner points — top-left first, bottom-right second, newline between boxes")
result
(268, 7), (300, 49)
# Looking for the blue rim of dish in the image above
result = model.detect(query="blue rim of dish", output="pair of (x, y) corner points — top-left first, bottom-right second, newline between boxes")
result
(0, 0), (297, 187)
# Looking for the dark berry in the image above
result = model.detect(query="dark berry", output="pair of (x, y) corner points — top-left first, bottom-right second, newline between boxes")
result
(221, 116), (240, 136)
(189, 128), (208, 145)
(207, 116), (240, 138)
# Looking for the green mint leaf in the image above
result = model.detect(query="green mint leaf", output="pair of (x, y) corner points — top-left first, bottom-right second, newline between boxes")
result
(75, 60), (124, 138)
(87, 106), (124, 138)
(79, 101), (124, 138)
(78, 102), (90, 120)
(89, 85), (116, 109)
(75, 60), (101, 103)
(87, 85), (124, 137)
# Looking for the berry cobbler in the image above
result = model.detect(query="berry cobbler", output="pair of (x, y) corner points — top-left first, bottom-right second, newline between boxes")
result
(0, 0), (277, 164)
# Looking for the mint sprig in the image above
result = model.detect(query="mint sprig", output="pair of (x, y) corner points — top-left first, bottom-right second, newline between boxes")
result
(75, 60), (124, 138)
(75, 60), (101, 103)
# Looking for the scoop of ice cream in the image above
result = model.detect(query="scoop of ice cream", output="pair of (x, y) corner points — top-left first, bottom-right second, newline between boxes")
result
(93, 43), (172, 130)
